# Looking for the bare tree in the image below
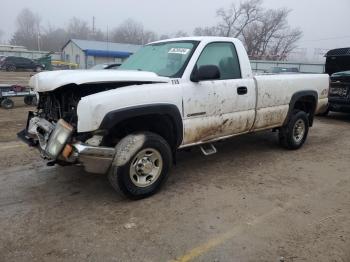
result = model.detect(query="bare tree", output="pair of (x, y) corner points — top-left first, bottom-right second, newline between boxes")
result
(193, 26), (220, 36)
(173, 31), (189, 38)
(67, 17), (91, 40)
(216, 0), (261, 37)
(41, 25), (69, 52)
(242, 8), (302, 60)
(111, 19), (157, 45)
(10, 8), (41, 50)
(193, 0), (302, 60)
(159, 34), (171, 40)
(0, 30), (3, 43)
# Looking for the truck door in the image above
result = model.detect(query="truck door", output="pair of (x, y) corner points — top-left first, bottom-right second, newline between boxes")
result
(182, 42), (256, 145)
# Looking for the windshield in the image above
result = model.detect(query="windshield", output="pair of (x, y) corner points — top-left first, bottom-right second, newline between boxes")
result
(119, 41), (199, 78)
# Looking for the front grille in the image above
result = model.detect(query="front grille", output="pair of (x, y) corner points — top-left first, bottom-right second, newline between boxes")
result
(329, 82), (350, 98)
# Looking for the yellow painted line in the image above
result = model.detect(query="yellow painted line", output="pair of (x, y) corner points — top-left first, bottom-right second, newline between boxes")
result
(172, 206), (286, 262)
(172, 228), (242, 262)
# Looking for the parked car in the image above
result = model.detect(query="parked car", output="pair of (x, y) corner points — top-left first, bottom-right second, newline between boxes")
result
(90, 63), (121, 70)
(323, 47), (350, 115)
(18, 37), (329, 199)
(0, 56), (45, 72)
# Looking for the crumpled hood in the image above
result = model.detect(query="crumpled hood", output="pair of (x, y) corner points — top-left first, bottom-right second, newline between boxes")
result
(29, 70), (170, 92)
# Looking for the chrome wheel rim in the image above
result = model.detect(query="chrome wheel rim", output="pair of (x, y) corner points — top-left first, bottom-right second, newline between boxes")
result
(129, 148), (163, 188)
(293, 119), (305, 144)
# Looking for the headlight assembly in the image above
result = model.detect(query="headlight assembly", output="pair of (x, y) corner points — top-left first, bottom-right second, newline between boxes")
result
(45, 119), (73, 159)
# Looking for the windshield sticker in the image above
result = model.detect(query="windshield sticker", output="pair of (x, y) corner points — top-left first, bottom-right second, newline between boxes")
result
(168, 48), (190, 55)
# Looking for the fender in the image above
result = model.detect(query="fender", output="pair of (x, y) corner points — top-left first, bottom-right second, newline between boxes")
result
(99, 103), (183, 147)
(284, 90), (318, 126)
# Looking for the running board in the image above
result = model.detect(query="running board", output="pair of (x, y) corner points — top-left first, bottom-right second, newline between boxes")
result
(199, 143), (217, 156)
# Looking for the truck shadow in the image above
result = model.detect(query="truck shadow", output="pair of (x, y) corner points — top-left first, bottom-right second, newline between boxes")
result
(324, 112), (350, 123)
(31, 130), (282, 203)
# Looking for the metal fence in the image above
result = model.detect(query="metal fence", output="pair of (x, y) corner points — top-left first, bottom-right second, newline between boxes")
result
(250, 60), (325, 74)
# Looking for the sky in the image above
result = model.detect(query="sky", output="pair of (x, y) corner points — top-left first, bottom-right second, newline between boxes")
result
(1, 0), (349, 58)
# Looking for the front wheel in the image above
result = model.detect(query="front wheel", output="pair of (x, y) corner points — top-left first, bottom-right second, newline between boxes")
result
(1, 98), (14, 109)
(279, 110), (309, 150)
(108, 132), (172, 199)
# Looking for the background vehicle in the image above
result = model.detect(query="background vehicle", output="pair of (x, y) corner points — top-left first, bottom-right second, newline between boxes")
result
(90, 63), (121, 70)
(19, 37), (329, 199)
(324, 47), (350, 115)
(0, 56), (45, 72)
(51, 60), (78, 70)
(0, 84), (37, 109)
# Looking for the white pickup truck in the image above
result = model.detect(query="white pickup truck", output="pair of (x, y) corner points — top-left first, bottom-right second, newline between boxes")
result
(18, 37), (329, 199)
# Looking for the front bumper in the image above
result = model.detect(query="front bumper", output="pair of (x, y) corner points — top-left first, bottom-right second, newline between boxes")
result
(17, 113), (115, 174)
(329, 98), (350, 113)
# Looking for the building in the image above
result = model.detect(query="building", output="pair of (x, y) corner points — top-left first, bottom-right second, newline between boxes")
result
(0, 44), (61, 60)
(62, 39), (141, 69)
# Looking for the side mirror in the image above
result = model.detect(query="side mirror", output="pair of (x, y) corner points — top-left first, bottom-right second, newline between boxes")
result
(191, 65), (221, 82)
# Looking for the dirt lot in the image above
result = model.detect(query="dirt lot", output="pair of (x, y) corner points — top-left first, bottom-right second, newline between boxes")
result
(0, 73), (349, 262)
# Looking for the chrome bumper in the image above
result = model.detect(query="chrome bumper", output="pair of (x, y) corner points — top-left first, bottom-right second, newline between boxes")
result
(71, 144), (115, 174)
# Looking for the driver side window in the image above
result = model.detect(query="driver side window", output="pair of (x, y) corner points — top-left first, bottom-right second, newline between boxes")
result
(196, 42), (241, 80)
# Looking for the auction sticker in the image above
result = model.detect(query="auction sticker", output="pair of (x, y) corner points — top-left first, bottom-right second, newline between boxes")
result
(168, 48), (190, 55)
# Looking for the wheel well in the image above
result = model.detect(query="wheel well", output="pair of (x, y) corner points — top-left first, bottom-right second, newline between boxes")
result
(104, 114), (178, 150)
(293, 95), (317, 126)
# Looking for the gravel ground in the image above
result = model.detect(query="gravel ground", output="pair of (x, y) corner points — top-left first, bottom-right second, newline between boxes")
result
(0, 72), (349, 262)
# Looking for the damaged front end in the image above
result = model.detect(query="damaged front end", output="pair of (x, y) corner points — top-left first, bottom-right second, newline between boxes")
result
(17, 70), (170, 174)
(17, 112), (115, 175)
(16, 82), (126, 173)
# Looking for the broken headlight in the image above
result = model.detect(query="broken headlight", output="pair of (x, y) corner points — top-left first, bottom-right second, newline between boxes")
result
(45, 119), (73, 159)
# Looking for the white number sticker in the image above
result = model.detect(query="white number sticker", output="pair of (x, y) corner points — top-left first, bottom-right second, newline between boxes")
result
(168, 48), (190, 55)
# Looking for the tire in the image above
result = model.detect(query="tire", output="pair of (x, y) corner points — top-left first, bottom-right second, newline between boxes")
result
(6, 65), (16, 72)
(108, 132), (172, 199)
(24, 96), (33, 105)
(32, 96), (38, 106)
(34, 66), (42, 72)
(279, 110), (309, 150)
(1, 98), (14, 109)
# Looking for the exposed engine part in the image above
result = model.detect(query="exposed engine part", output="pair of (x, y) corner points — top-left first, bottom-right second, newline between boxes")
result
(37, 82), (152, 128)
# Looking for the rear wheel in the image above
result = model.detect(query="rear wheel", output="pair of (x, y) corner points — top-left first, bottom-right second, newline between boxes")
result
(279, 110), (309, 150)
(1, 98), (14, 109)
(108, 132), (172, 199)
(34, 66), (42, 72)
(6, 65), (16, 71)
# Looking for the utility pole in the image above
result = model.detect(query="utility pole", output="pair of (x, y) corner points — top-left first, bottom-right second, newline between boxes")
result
(37, 22), (41, 51)
(37, 32), (41, 51)
(92, 16), (95, 35)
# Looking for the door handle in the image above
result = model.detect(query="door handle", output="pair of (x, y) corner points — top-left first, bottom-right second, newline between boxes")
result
(237, 86), (248, 95)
